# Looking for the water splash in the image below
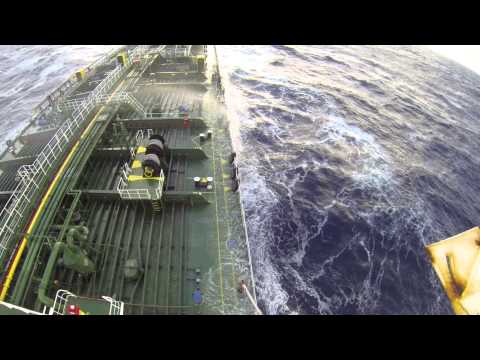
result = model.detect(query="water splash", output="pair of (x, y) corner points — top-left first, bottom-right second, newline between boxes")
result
(218, 45), (473, 314)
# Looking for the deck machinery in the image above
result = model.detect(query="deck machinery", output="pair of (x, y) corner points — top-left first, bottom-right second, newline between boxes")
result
(0, 45), (259, 315)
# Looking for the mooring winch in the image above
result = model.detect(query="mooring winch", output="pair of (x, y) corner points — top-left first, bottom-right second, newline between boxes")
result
(142, 134), (169, 178)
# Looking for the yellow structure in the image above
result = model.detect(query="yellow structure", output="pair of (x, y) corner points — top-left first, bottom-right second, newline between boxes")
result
(75, 69), (86, 81)
(426, 227), (480, 314)
(196, 55), (206, 72)
(117, 52), (128, 67)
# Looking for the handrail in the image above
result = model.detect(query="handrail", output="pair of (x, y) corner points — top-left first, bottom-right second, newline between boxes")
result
(102, 296), (124, 315)
(141, 45), (194, 59)
(31, 45), (171, 119)
(0, 55), (133, 274)
(94, 91), (146, 116)
(33, 46), (124, 118)
(117, 131), (164, 201)
(117, 163), (164, 201)
(50, 289), (76, 315)
(0, 110), (90, 260)
(145, 110), (202, 119)
(241, 282), (263, 315)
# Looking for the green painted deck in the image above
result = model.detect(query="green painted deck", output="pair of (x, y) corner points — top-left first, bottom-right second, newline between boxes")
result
(0, 46), (257, 315)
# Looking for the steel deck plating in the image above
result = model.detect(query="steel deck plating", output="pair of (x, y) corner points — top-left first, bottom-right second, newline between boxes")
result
(0, 45), (258, 315)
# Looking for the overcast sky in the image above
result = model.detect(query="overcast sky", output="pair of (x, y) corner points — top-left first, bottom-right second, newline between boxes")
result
(426, 45), (480, 74)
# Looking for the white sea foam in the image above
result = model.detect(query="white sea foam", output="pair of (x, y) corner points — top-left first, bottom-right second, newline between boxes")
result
(0, 45), (118, 152)
(219, 45), (401, 314)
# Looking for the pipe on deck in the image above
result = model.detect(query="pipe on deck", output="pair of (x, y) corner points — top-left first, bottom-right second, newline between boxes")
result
(37, 242), (65, 308)
(1, 67), (132, 302)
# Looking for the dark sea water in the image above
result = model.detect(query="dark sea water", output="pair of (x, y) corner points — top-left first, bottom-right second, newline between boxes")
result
(2, 45), (480, 314)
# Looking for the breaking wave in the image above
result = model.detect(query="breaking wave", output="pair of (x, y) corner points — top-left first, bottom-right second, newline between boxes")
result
(219, 45), (480, 314)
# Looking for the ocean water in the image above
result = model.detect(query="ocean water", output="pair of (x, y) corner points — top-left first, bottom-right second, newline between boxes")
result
(0, 45), (118, 152)
(2, 45), (480, 314)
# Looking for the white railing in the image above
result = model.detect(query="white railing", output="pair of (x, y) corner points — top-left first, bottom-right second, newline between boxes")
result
(171, 45), (192, 58)
(123, 93), (146, 116)
(178, 45), (191, 57)
(91, 91), (146, 117)
(135, 130), (143, 145)
(145, 110), (201, 119)
(128, 45), (150, 59)
(117, 177), (152, 200)
(60, 59), (131, 114)
(49, 289), (76, 315)
(33, 78), (77, 117)
(113, 92), (145, 116)
(60, 67), (123, 113)
(116, 160), (164, 201)
(33, 46), (124, 118)
(122, 162), (132, 179)
(117, 162), (151, 200)
(155, 170), (165, 200)
(141, 45), (166, 57)
(50, 289), (124, 315)
(135, 129), (153, 146)
(142, 45), (192, 59)
(87, 46), (124, 72)
(102, 296), (124, 315)
(0, 109), (89, 261)
(88, 66), (125, 102)
(0, 55), (133, 265)
(61, 97), (86, 112)
(17, 165), (36, 186)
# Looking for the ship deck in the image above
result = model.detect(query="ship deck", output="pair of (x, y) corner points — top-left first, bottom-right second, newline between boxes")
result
(0, 46), (257, 315)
